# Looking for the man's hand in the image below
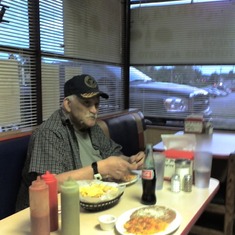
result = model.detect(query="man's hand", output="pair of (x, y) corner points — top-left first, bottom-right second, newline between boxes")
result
(129, 151), (145, 169)
(99, 156), (140, 180)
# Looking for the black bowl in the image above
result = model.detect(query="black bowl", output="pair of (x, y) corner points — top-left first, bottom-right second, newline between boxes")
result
(80, 192), (124, 212)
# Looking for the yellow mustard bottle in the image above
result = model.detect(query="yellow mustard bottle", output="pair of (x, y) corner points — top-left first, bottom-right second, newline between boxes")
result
(60, 177), (80, 235)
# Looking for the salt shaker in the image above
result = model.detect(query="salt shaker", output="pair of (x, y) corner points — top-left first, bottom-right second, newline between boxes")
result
(175, 159), (190, 190)
(41, 171), (58, 231)
(171, 174), (181, 193)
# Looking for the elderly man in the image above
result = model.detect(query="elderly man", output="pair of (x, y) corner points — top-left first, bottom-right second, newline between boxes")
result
(16, 74), (145, 211)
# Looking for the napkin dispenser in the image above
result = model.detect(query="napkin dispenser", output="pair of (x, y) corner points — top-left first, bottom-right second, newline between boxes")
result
(161, 134), (196, 180)
(162, 149), (194, 180)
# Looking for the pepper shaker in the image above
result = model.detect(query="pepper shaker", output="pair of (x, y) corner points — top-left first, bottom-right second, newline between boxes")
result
(183, 174), (192, 192)
(175, 159), (190, 191)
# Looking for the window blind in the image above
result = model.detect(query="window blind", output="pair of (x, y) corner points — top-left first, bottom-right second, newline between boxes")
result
(0, 0), (37, 131)
(40, 0), (124, 120)
(0, 0), (125, 131)
(129, 1), (235, 130)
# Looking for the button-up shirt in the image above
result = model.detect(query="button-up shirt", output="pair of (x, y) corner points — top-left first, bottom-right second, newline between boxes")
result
(16, 108), (123, 211)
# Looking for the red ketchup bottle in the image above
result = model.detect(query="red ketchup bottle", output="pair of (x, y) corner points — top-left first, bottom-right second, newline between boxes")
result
(41, 171), (59, 232)
(29, 176), (50, 235)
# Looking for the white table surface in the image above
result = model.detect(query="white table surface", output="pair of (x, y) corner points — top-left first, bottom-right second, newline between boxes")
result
(153, 130), (235, 158)
(0, 175), (219, 235)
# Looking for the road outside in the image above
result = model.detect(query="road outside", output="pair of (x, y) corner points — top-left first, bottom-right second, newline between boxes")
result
(210, 92), (235, 130)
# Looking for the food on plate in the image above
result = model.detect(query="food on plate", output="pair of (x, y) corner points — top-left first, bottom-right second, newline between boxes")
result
(77, 180), (125, 204)
(79, 182), (118, 198)
(123, 205), (176, 235)
(122, 174), (137, 182)
(124, 216), (168, 235)
(131, 205), (176, 223)
(103, 173), (137, 184)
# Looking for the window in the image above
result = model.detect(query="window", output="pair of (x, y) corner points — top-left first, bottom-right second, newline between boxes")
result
(0, 0), (125, 132)
(40, 0), (124, 120)
(0, 0), (37, 131)
(129, 1), (235, 130)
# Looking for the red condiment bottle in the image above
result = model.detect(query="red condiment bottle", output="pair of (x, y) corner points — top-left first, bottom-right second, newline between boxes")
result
(29, 176), (50, 235)
(41, 171), (59, 232)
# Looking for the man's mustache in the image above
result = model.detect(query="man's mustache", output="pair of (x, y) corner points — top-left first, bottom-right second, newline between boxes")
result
(87, 114), (98, 119)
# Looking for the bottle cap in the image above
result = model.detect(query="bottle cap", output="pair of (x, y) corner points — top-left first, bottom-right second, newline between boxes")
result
(30, 176), (48, 191)
(41, 171), (57, 183)
(60, 177), (79, 193)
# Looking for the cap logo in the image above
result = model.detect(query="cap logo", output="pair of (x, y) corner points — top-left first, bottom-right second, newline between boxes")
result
(84, 75), (97, 88)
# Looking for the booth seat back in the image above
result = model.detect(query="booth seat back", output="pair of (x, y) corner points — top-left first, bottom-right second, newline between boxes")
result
(0, 134), (31, 219)
(98, 109), (146, 156)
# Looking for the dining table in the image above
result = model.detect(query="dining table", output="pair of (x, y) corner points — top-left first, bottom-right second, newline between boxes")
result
(0, 173), (219, 235)
(153, 130), (235, 159)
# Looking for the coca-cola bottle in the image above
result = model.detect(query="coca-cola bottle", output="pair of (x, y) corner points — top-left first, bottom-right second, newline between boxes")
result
(141, 144), (157, 205)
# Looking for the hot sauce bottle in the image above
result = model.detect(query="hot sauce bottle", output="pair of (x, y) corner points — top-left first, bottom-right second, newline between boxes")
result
(41, 171), (58, 231)
(29, 176), (50, 235)
(141, 144), (157, 205)
(60, 177), (80, 235)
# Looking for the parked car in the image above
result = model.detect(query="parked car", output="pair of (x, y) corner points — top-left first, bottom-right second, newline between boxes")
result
(203, 85), (230, 97)
(216, 84), (232, 95)
(202, 87), (221, 98)
(129, 71), (212, 124)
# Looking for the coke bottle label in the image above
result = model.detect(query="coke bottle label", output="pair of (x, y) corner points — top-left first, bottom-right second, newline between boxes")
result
(142, 169), (154, 180)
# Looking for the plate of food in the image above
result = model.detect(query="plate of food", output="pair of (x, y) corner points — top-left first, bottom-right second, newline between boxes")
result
(115, 205), (181, 235)
(77, 180), (125, 211)
(102, 171), (139, 186)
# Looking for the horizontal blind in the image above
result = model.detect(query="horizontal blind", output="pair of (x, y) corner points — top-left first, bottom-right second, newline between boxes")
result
(0, 0), (29, 48)
(130, 1), (235, 64)
(0, 0), (37, 132)
(129, 2), (235, 130)
(63, 0), (122, 63)
(40, 0), (64, 54)
(40, 0), (124, 119)
(0, 60), (20, 127)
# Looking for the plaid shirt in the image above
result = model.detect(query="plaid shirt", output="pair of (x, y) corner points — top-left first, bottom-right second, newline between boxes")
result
(16, 108), (123, 211)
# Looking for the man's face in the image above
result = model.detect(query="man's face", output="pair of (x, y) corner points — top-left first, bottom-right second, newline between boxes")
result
(68, 95), (100, 130)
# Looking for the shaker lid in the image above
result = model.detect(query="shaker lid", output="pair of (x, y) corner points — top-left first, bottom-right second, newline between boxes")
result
(171, 174), (180, 180)
(175, 159), (191, 165)
(30, 176), (48, 191)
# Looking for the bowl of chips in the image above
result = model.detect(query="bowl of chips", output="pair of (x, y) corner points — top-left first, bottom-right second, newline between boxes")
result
(77, 180), (125, 211)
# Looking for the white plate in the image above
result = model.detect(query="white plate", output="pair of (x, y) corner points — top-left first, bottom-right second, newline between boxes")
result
(118, 173), (139, 186)
(103, 172), (139, 187)
(115, 205), (182, 235)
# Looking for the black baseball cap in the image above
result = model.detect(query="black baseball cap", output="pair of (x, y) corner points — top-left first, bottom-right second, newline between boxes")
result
(64, 74), (109, 99)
